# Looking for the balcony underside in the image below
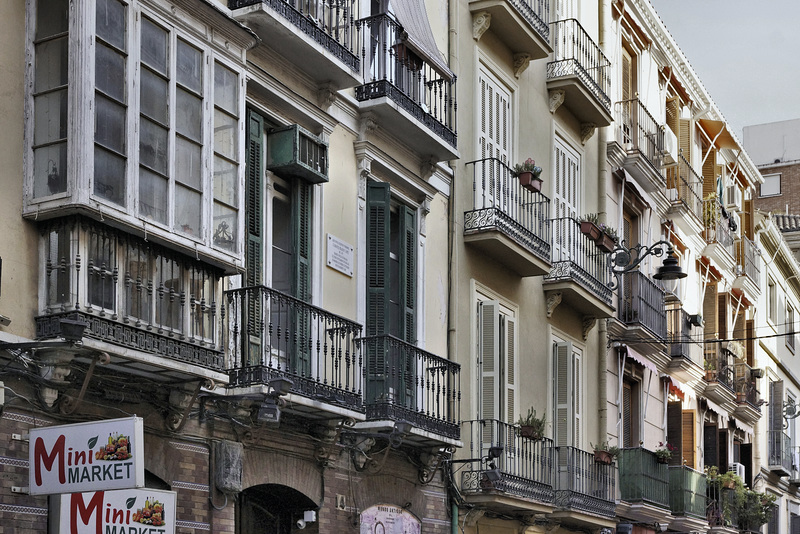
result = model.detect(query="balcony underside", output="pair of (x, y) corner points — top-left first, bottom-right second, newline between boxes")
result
(461, 473), (555, 514)
(362, 402), (461, 445)
(704, 381), (737, 412)
(543, 278), (614, 319)
(666, 199), (703, 236)
(549, 502), (617, 528)
(468, 0), (552, 59)
(734, 401), (760, 425)
(702, 242), (736, 273)
(668, 355), (704, 385)
(546, 74), (612, 126)
(669, 515), (709, 533)
(36, 312), (228, 384)
(621, 150), (664, 193)
(233, 3), (361, 90)
(464, 213), (551, 276)
(356, 82), (459, 162)
(731, 273), (760, 301)
(616, 501), (671, 524)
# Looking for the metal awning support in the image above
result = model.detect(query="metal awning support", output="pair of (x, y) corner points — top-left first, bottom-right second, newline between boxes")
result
(60, 351), (111, 415)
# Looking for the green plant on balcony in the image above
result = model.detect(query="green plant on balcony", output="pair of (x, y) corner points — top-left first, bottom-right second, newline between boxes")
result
(579, 213), (602, 240)
(703, 192), (720, 229)
(735, 487), (776, 531)
(516, 407), (546, 440)
(596, 223), (619, 253)
(591, 441), (620, 465)
(512, 158), (543, 193)
(654, 441), (676, 463)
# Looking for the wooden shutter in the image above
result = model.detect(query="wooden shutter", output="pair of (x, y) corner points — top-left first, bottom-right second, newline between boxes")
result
(743, 199), (754, 239)
(770, 380), (785, 433)
(718, 293), (728, 340)
(622, 381), (633, 448)
(622, 48), (632, 103)
(366, 182), (391, 337)
(479, 301), (501, 422)
(703, 147), (718, 197)
(400, 206), (416, 344)
(245, 110), (264, 288)
(679, 118), (692, 164)
(741, 443), (753, 487)
(667, 402), (683, 466)
(746, 319), (755, 366)
(478, 66), (510, 163)
(718, 429), (728, 472)
(504, 316), (517, 424)
(573, 347), (582, 446)
(554, 341), (571, 447)
(704, 284), (718, 338)
(292, 180), (312, 375)
(704, 424), (718, 468)
(666, 97), (679, 137)
(682, 410), (696, 469)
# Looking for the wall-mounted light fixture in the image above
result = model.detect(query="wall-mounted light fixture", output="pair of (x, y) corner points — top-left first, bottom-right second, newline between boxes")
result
(607, 239), (687, 291)
(255, 377), (295, 425)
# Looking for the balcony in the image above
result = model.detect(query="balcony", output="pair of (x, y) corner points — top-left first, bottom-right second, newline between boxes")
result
(611, 98), (665, 192)
(464, 158), (552, 276)
(225, 285), (364, 418)
(552, 446), (616, 524)
(614, 270), (667, 342)
(230, 0), (361, 90)
(733, 237), (761, 297)
(707, 483), (736, 529)
(35, 217), (227, 384)
(704, 343), (737, 410)
(355, 14), (458, 162)
(666, 308), (704, 384)
(789, 447), (800, 485)
(665, 155), (703, 236)
(547, 19), (612, 127)
(468, 0), (551, 61)
(767, 429), (792, 476)
(733, 359), (760, 424)
(669, 466), (708, 531)
(617, 448), (670, 521)
(357, 334), (461, 444)
(702, 199), (736, 272)
(459, 419), (555, 513)
(543, 218), (614, 319)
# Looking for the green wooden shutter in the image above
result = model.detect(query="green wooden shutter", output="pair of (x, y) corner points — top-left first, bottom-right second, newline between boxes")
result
(291, 180), (312, 375)
(245, 110), (264, 365)
(400, 205), (416, 343)
(366, 182), (391, 403)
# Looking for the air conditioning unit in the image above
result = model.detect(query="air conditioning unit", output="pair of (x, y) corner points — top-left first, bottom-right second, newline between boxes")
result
(729, 462), (746, 479)
(266, 124), (329, 184)
(725, 184), (743, 212)
(662, 128), (678, 164)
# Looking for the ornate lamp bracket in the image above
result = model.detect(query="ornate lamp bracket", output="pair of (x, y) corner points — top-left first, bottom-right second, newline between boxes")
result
(607, 239), (677, 291)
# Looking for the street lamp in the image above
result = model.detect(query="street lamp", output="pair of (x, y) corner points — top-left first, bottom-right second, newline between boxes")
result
(607, 239), (687, 290)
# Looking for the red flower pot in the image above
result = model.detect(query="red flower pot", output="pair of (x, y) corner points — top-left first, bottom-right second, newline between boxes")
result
(580, 221), (601, 240)
(518, 171), (542, 193)
(596, 232), (616, 253)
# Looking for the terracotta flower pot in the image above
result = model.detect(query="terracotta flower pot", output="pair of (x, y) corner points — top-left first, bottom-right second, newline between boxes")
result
(596, 232), (616, 253)
(519, 425), (542, 440)
(656, 456), (670, 464)
(518, 171), (542, 193)
(594, 450), (613, 465)
(580, 221), (602, 240)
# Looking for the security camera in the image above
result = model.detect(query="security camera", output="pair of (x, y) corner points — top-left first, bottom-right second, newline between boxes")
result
(296, 519), (306, 530)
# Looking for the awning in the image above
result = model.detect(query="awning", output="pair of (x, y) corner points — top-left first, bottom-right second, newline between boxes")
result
(660, 66), (692, 105)
(698, 118), (742, 151)
(702, 398), (726, 418)
(389, 0), (454, 81)
(623, 345), (658, 374)
(732, 417), (754, 436)
(666, 375), (695, 400)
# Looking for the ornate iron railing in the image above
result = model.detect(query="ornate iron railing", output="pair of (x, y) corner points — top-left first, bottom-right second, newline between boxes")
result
(736, 236), (760, 285)
(464, 158), (551, 263)
(703, 199), (735, 256)
(618, 447), (670, 509)
(355, 14), (457, 147)
(356, 334), (461, 438)
(615, 98), (664, 173)
(734, 358), (760, 408)
(553, 446), (616, 518)
(704, 342), (735, 391)
(669, 465), (707, 519)
(544, 218), (612, 306)
(547, 18), (611, 113)
(225, 285), (363, 410)
(667, 308), (701, 364)
(229, 0), (360, 72)
(618, 270), (666, 339)
(707, 483), (736, 527)
(666, 154), (703, 221)
(511, 0), (550, 42)
(459, 419), (554, 502)
(768, 429), (792, 473)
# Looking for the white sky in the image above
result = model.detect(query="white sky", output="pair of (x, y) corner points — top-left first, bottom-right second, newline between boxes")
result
(648, 0), (800, 139)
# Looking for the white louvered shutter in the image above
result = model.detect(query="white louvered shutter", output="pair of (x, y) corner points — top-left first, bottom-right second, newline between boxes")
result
(573, 345), (582, 446)
(504, 316), (517, 425)
(477, 67), (511, 210)
(554, 341), (571, 447)
(553, 139), (580, 262)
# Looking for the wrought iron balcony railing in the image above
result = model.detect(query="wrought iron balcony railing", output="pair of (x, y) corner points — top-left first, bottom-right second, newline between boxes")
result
(553, 446), (616, 518)
(736, 236), (760, 285)
(544, 217), (612, 307)
(464, 157), (551, 262)
(229, 0), (360, 72)
(618, 270), (666, 339)
(767, 429), (792, 474)
(704, 343), (735, 391)
(733, 359), (760, 408)
(356, 334), (461, 439)
(667, 308), (701, 364)
(355, 14), (457, 147)
(547, 18), (611, 113)
(666, 154), (703, 221)
(669, 465), (707, 519)
(618, 447), (670, 509)
(459, 419), (554, 503)
(514, 0), (550, 42)
(707, 483), (736, 527)
(614, 98), (664, 173)
(225, 285), (363, 410)
(703, 199), (735, 256)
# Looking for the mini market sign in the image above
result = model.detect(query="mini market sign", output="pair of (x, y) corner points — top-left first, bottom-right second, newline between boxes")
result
(53, 488), (176, 534)
(29, 416), (145, 495)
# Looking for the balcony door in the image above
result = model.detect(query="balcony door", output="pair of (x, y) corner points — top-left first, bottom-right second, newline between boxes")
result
(552, 138), (580, 263)
(476, 66), (511, 213)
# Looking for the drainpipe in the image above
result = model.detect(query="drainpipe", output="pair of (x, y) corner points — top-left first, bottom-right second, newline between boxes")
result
(448, 0), (459, 532)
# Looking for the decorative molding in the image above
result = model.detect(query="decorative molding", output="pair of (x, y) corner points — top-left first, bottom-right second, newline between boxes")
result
(582, 316), (597, 340)
(580, 122), (597, 145)
(2, 411), (53, 425)
(175, 520), (211, 530)
(0, 503), (48, 516)
(472, 12), (491, 40)
(170, 441), (210, 455)
(545, 292), (562, 318)
(548, 89), (565, 114)
(172, 480), (210, 492)
(0, 456), (29, 468)
(513, 53), (532, 78)
(317, 83), (338, 110)
(358, 113), (378, 142)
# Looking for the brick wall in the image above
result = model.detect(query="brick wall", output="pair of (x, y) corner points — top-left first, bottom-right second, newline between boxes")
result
(755, 162), (800, 215)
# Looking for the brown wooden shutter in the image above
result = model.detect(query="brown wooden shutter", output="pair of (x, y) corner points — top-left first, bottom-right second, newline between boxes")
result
(667, 402), (683, 466)
(682, 410), (696, 468)
(703, 147), (718, 197)
(704, 284), (718, 338)
(704, 424), (718, 468)
(666, 97), (679, 137)
(718, 429), (728, 471)
(743, 199), (754, 239)
(717, 293), (728, 339)
(679, 118), (692, 164)
(746, 319), (755, 366)
(623, 381), (633, 448)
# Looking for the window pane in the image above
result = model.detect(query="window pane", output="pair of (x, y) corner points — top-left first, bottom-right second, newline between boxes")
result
(176, 88), (202, 142)
(87, 231), (116, 311)
(214, 63), (237, 115)
(176, 39), (202, 94)
(175, 185), (201, 236)
(213, 202), (236, 251)
(94, 147), (126, 205)
(96, 42), (126, 102)
(175, 137), (202, 190)
(95, 95), (126, 153)
(34, 90), (68, 144)
(213, 156), (237, 206)
(273, 194), (291, 251)
(35, 38), (69, 92)
(37, 0), (69, 39)
(214, 109), (236, 160)
(139, 168), (168, 224)
(761, 174), (781, 197)
(33, 143), (67, 198)
(95, 0), (126, 51)
(141, 18), (168, 75)
(125, 255), (152, 323)
(139, 118), (168, 174)
(140, 69), (168, 124)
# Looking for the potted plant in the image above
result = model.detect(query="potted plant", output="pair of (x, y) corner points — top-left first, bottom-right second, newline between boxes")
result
(516, 407), (546, 440)
(704, 359), (717, 382)
(718, 469), (743, 490)
(654, 441), (676, 464)
(579, 213), (602, 240)
(596, 223), (619, 253)
(703, 192), (720, 240)
(591, 441), (620, 465)
(512, 158), (543, 193)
